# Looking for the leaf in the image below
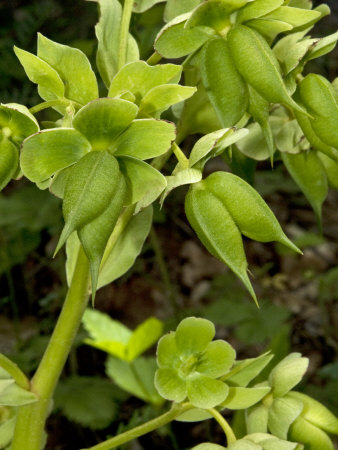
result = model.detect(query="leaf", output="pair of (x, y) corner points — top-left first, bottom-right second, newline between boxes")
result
(318, 153), (338, 189)
(132, 0), (166, 13)
(273, 32), (316, 75)
(93, 0), (139, 87)
(268, 396), (304, 439)
(189, 129), (231, 167)
(263, 6), (321, 28)
(186, 0), (245, 31)
(79, 174), (127, 298)
(191, 444), (226, 450)
(227, 25), (307, 115)
(139, 84), (196, 117)
(72, 98), (138, 151)
(155, 14), (216, 59)
(268, 353), (309, 398)
(37, 34), (98, 106)
(246, 18), (293, 44)
(20, 128), (90, 182)
(162, 168), (202, 202)
(203, 172), (300, 253)
(287, 391), (338, 434)
(108, 61), (182, 102)
(54, 376), (124, 430)
(127, 318), (163, 361)
(0, 416), (16, 449)
(0, 382), (37, 406)
(97, 206), (153, 289)
(236, 0), (284, 23)
(289, 415), (334, 450)
(246, 403), (269, 434)
(201, 38), (248, 128)
(305, 30), (338, 62)
(185, 183), (256, 302)
(222, 386), (271, 410)
(0, 140), (18, 191)
(14, 46), (65, 101)
(107, 356), (163, 404)
(56, 151), (120, 252)
(228, 441), (261, 450)
(187, 375), (229, 408)
(118, 156), (166, 211)
(164, 0), (202, 22)
(224, 353), (274, 387)
(155, 367), (187, 402)
(114, 119), (176, 160)
(281, 151), (328, 229)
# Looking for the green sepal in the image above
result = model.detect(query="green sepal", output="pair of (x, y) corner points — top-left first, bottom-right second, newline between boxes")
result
(281, 151), (328, 230)
(287, 391), (338, 435)
(72, 98), (138, 151)
(14, 46), (65, 101)
(275, 120), (309, 154)
(0, 368), (37, 407)
(185, 0), (242, 31)
(78, 173), (127, 300)
(0, 103), (39, 142)
(155, 13), (216, 59)
(246, 19), (293, 45)
(268, 395), (304, 439)
(108, 61), (182, 103)
(246, 403), (269, 434)
(224, 353), (274, 387)
(155, 367), (187, 402)
(0, 415), (16, 449)
(20, 128), (91, 183)
(139, 84), (196, 117)
(56, 151), (120, 253)
(268, 353), (309, 398)
(228, 441), (261, 450)
(37, 33), (98, 106)
(186, 374), (229, 408)
(127, 318), (163, 361)
(289, 415), (334, 450)
(203, 172), (301, 253)
(185, 182), (256, 302)
(262, 6), (321, 28)
(222, 386), (271, 410)
(227, 25), (308, 115)
(114, 119), (176, 160)
(201, 38), (248, 128)
(94, 0), (139, 87)
(236, 0), (284, 24)
(175, 317), (215, 356)
(118, 156), (167, 211)
(0, 140), (18, 191)
(197, 340), (236, 378)
(318, 152), (338, 189)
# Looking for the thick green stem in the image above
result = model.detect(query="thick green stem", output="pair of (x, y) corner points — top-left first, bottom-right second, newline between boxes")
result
(82, 403), (193, 450)
(12, 246), (90, 450)
(147, 52), (162, 66)
(206, 408), (237, 445)
(118, 0), (134, 70)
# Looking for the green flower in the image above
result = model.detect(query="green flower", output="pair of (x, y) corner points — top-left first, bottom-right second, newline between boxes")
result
(155, 317), (236, 408)
(228, 433), (304, 450)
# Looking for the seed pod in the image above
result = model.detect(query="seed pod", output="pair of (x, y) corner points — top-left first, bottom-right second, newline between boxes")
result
(79, 173), (127, 300)
(227, 25), (307, 115)
(203, 171), (300, 252)
(201, 37), (248, 127)
(185, 182), (256, 302)
(298, 74), (338, 149)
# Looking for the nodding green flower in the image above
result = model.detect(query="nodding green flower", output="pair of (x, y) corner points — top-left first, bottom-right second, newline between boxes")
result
(155, 317), (236, 408)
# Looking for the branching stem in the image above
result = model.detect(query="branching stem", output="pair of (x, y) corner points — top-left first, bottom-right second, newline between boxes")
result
(206, 408), (237, 445)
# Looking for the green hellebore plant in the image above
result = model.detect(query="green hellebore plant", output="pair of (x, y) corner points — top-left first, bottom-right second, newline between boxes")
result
(155, 317), (236, 408)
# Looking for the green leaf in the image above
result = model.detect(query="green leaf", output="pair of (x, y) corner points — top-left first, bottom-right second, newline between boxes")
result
(162, 168), (202, 202)
(185, 182), (256, 302)
(97, 206), (153, 289)
(305, 31), (338, 62)
(281, 151), (328, 229)
(114, 119), (176, 160)
(223, 386), (271, 410)
(318, 153), (338, 189)
(228, 441), (261, 450)
(20, 128), (90, 183)
(139, 84), (196, 117)
(191, 444), (226, 450)
(14, 46), (65, 101)
(56, 151), (120, 252)
(289, 415), (334, 450)
(0, 140), (18, 191)
(236, 0), (284, 24)
(197, 340), (236, 378)
(127, 318), (163, 361)
(225, 353), (274, 387)
(246, 403), (269, 433)
(227, 25), (307, 115)
(82, 308), (131, 346)
(54, 376), (124, 430)
(94, 0), (139, 87)
(263, 6), (321, 28)
(0, 103), (39, 141)
(0, 383), (37, 406)
(175, 317), (215, 356)
(79, 174), (127, 298)
(37, 34), (98, 106)
(0, 416), (15, 449)
(246, 19), (293, 44)
(203, 172), (300, 253)
(189, 129), (232, 167)
(155, 14), (216, 59)
(164, 0), (202, 22)
(287, 391), (338, 434)
(268, 353), (309, 398)
(108, 61), (182, 102)
(275, 119), (309, 154)
(268, 396), (303, 439)
(187, 375), (229, 408)
(201, 38), (248, 128)
(118, 157), (166, 211)
(132, 0), (166, 13)
(273, 32), (316, 75)
(72, 98), (138, 151)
